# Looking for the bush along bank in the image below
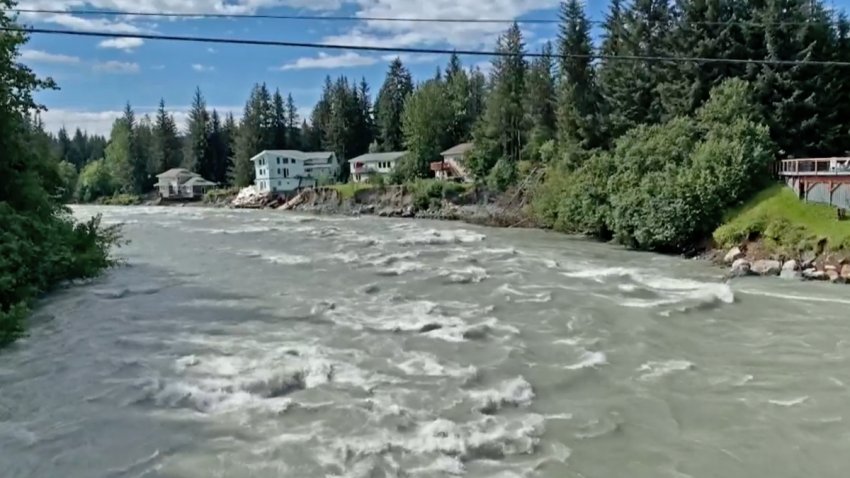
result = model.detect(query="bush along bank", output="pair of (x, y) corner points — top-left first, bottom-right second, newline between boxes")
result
(531, 79), (775, 255)
(1, 5), (121, 348)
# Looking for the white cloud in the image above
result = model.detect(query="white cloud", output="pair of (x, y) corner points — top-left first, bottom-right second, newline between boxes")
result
(98, 37), (145, 51)
(151, 64), (166, 70)
(19, 49), (81, 64)
(380, 53), (440, 65)
(192, 63), (215, 72)
(207, 47), (217, 53)
(93, 60), (140, 74)
(40, 105), (243, 136)
(275, 51), (377, 70)
(324, 0), (558, 50)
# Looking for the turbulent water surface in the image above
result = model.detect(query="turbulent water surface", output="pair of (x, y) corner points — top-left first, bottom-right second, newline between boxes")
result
(2, 206), (849, 478)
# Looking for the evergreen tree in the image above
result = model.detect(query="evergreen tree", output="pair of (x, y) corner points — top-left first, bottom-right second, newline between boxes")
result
(351, 77), (375, 158)
(285, 93), (300, 148)
(467, 66), (488, 128)
(56, 127), (73, 167)
(135, 114), (156, 190)
(272, 89), (288, 149)
(401, 79), (453, 179)
(470, 23), (528, 177)
(184, 87), (210, 175)
(444, 53), (474, 144)
(153, 99), (182, 174)
(104, 114), (134, 193)
(557, 0), (599, 150)
(230, 85), (265, 186)
(375, 58), (413, 151)
(525, 41), (557, 161)
(207, 110), (230, 184)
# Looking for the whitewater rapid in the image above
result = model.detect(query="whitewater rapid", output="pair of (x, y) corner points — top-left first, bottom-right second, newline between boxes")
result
(1, 206), (848, 478)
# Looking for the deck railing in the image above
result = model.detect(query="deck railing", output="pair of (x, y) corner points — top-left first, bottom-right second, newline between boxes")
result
(778, 158), (850, 176)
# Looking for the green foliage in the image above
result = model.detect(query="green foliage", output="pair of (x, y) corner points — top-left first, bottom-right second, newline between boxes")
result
(487, 158), (517, 192)
(75, 159), (116, 203)
(56, 160), (78, 203)
(408, 179), (467, 210)
(471, 23), (528, 177)
(401, 79), (453, 180)
(0, 2), (120, 345)
(375, 58), (414, 152)
(534, 78), (775, 252)
(329, 182), (372, 200)
(98, 194), (142, 206)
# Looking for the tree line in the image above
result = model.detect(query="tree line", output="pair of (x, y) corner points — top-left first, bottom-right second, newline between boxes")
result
(45, 0), (850, 250)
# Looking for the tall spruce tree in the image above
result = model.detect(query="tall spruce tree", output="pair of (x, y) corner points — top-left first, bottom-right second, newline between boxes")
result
(525, 41), (557, 161)
(230, 85), (265, 186)
(557, 0), (599, 150)
(444, 53), (474, 145)
(153, 99), (182, 174)
(470, 23), (528, 177)
(207, 110), (230, 184)
(272, 89), (288, 149)
(375, 58), (413, 151)
(184, 87), (210, 174)
(285, 93), (300, 148)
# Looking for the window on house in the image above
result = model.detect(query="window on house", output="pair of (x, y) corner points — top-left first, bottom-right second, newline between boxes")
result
(278, 168), (281, 175)
(283, 158), (289, 164)
(277, 157), (281, 164)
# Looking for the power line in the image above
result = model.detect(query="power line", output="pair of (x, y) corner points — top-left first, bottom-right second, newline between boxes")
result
(8, 7), (844, 27)
(5, 26), (850, 67)
(9, 7), (557, 24)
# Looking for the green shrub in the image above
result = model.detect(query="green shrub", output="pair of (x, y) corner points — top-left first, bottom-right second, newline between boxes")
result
(487, 159), (517, 192)
(98, 194), (142, 206)
(532, 78), (775, 253)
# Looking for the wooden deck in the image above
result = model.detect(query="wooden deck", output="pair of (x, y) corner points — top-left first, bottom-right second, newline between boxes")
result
(778, 158), (850, 208)
(778, 158), (850, 177)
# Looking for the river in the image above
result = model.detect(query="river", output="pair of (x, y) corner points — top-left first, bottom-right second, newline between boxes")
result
(1, 205), (848, 478)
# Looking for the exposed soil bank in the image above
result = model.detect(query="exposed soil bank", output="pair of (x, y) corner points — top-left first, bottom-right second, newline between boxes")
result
(279, 185), (538, 228)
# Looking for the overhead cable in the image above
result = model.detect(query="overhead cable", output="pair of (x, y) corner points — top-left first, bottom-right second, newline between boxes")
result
(5, 26), (850, 67)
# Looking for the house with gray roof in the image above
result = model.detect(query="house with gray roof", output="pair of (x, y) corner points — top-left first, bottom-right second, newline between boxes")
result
(349, 151), (409, 183)
(250, 150), (339, 193)
(155, 168), (218, 199)
(432, 142), (473, 182)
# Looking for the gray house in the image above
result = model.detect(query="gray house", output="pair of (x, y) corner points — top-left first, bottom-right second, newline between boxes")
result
(155, 168), (217, 199)
(349, 151), (409, 183)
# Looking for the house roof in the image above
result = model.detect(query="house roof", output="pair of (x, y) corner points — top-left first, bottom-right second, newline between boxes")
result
(183, 177), (217, 187)
(349, 151), (409, 164)
(441, 142), (474, 156)
(250, 150), (335, 162)
(156, 168), (198, 178)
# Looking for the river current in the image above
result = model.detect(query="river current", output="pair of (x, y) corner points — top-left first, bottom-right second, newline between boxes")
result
(1, 205), (849, 478)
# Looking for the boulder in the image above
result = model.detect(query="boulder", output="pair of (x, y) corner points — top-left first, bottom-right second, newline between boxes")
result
(780, 268), (802, 280)
(723, 247), (745, 264)
(751, 259), (782, 276)
(827, 269), (844, 283)
(800, 250), (817, 269)
(730, 258), (751, 277)
(783, 260), (799, 271)
(803, 268), (828, 281)
(842, 264), (850, 280)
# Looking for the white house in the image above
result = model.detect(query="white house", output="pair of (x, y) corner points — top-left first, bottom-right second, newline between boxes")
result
(155, 168), (217, 199)
(349, 151), (409, 183)
(251, 150), (338, 193)
(435, 142), (473, 182)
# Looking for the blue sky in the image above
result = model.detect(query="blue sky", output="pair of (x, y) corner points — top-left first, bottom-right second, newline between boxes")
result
(12, 0), (610, 135)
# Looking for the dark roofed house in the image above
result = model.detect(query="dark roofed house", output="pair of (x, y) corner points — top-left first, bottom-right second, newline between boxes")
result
(432, 142), (473, 182)
(155, 168), (217, 199)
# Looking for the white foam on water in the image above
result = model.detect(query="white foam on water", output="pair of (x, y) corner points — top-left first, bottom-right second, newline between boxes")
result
(468, 376), (535, 413)
(496, 284), (553, 303)
(376, 261), (427, 276)
(564, 350), (608, 370)
(261, 252), (312, 265)
(407, 455), (465, 476)
(739, 288), (850, 306)
(439, 266), (489, 284)
(193, 225), (278, 235)
(769, 396), (809, 407)
(395, 351), (478, 380)
(637, 360), (695, 381)
(397, 228), (486, 246)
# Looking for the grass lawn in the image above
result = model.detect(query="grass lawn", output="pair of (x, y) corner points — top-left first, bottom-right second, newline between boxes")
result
(714, 183), (850, 253)
(328, 183), (373, 200)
